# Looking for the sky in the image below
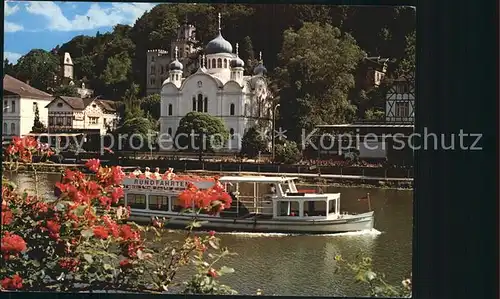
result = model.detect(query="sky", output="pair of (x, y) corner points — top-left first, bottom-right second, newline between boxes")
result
(4, 1), (159, 64)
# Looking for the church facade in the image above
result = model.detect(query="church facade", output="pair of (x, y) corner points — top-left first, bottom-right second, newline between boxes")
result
(158, 14), (273, 151)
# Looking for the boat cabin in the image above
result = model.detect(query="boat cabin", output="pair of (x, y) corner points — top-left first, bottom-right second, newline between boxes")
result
(120, 177), (216, 214)
(218, 176), (341, 220)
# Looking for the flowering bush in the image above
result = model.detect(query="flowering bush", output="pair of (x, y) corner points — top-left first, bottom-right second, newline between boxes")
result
(1, 136), (237, 294)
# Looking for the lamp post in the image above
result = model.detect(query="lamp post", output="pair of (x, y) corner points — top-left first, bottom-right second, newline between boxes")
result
(271, 103), (280, 163)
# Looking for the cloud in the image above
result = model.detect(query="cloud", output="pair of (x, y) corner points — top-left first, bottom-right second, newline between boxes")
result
(5, 22), (24, 33)
(5, 1), (24, 32)
(5, 1), (20, 16)
(4, 52), (23, 64)
(25, 2), (156, 32)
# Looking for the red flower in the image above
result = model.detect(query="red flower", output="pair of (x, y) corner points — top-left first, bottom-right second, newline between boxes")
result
(110, 187), (124, 203)
(58, 258), (80, 272)
(1, 274), (23, 290)
(208, 230), (216, 237)
(207, 268), (218, 278)
(93, 226), (109, 239)
(46, 220), (61, 234)
(1, 209), (13, 225)
(119, 225), (139, 241)
(85, 159), (101, 172)
(120, 259), (132, 268)
(1, 232), (27, 255)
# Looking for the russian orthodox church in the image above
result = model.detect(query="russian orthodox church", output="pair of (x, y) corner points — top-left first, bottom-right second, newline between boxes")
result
(159, 13), (273, 151)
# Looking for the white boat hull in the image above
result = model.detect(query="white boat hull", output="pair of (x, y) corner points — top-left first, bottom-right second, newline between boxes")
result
(128, 210), (374, 234)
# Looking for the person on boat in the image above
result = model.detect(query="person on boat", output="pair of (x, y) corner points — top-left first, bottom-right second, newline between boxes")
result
(144, 167), (151, 176)
(153, 167), (161, 179)
(132, 167), (142, 175)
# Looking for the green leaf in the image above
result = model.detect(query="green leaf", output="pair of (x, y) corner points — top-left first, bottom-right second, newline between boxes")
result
(103, 263), (113, 271)
(219, 266), (235, 274)
(74, 205), (87, 217)
(83, 254), (94, 264)
(81, 229), (94, 238)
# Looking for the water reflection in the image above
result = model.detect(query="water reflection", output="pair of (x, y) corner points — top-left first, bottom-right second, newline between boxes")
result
(3, 172), (412, 297)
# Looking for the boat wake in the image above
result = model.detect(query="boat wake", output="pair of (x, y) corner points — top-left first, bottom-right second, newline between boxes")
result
(215, 229), (382, 238)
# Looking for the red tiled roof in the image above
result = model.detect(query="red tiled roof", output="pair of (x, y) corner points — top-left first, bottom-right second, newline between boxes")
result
(3, 75), (53, 100)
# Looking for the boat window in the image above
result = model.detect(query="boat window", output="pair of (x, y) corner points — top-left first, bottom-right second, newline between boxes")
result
(303, 200), (326, 217)
(149, 195), (169, 211)
(328, 200), (336, 214)
(171, 196), (184, 212)
(277, 201), (300, 216)
(287, 181), (298, 193)
(127, 194), (146, 209)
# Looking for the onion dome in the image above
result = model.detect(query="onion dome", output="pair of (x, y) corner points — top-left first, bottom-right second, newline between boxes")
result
(230, 43), (244, 68)
(253, 51), (267, 75)
(205, 34), (233, 55)
(169, 46), (183, 71)
(205, 13), (233, 55)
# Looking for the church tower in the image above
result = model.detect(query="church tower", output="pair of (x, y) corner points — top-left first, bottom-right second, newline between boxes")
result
(63, 52), (74, 80)
(171, 16), (198, 60)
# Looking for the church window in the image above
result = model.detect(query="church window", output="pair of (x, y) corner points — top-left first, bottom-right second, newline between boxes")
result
(160, 66), (164, 74)
(151, 56), (155, 62)
(175, 74), (179, 81)
(168, 104), (173, 116)
(224, 59), (228, 68)
(3, 122), (7, 134)
(10, 123), (15, 135)
(197, 94), (203, 112)
(230, 128), (235, 140)
(167, 128), (172, 136)
(212, 59), (216, 68)
(150, 66), (154, 74)
(244, 104), (248, 116)
(152, 78), (156, 85)
(204, 97), (208, 112)
(230, 103), (235, 116)
(217, 58), (222, 68)
(11, 100), (15, 113)
(192, 97), (196, 111)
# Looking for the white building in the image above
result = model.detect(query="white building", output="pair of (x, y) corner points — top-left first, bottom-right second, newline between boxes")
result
(2, 75), (53, 140)
(45, 96), (119, 135)
(385, 76), (415, 123)
(159, 13), (273, 151)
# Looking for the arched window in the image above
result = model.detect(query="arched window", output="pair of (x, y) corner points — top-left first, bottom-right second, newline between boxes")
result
(192, 97), (196, 111)
(230, 128), (235, 140)
(3, 123), (7, 134)
(212, 59), (216, 68)
(217, 58), (222, 68)
(10, 123), (15, 135)
(168, 104), (173, 116)
(167, 128), (172, 136)
(230, 103), (235, 116)
(244, 104), (248, 116)
(204, 97), (208, 112)
(224, 59), (228, 68)
(197, 94), (203, 112)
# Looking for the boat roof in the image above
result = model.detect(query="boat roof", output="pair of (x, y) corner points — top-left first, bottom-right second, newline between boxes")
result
(218, 176), (299, 183)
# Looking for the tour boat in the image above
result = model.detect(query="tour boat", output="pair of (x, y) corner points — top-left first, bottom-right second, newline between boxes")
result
(120, 172), (375, 234)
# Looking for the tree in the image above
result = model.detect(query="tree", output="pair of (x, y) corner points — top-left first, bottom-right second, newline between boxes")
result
(175, 112), (229, 152)
(3, 59), (16, 76)
(274, 140), (302, 164)
(397, 30), (415, 82)
(52, 85), (80, 97)
(139, 94), (161, 120)
(240, 36), (257, 74)
(274, 22), (365, 142)
(14, 49), (59, 92)
(113, 83), (156, 150)
(240, 126), (268, 158)
(101, 52), (132, 86)
(364, 108), (385, 121)
(74, 55), (95, 81)
(31, 104), (46, 133)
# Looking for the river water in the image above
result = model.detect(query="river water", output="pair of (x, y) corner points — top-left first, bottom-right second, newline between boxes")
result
(5, 172), (413, 297)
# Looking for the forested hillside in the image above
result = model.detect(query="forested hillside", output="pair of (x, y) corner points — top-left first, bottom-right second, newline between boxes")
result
(3, 4), (415, 137)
